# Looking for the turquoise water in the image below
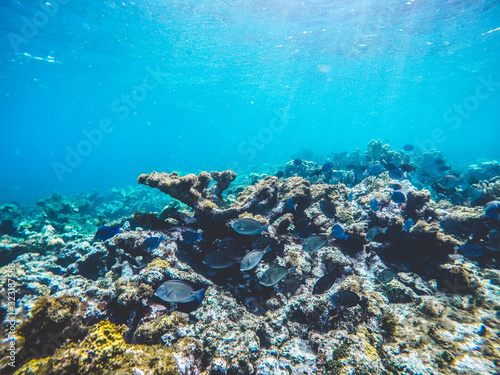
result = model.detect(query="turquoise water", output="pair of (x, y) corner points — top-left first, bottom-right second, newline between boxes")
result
(1, 0), (499, 203)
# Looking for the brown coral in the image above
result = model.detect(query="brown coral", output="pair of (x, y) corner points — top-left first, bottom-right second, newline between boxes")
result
(138, 171), (212, 209)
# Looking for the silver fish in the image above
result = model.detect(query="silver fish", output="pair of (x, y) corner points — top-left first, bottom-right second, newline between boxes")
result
(376, 269), (395, 284)
(259, 265), (297, 286)
(232, 218), (269, 235)
(302, 234), (328, 253)
(240, 246), (272, 271)
(203, 251), (239, 269)
(155, 280), (204, 304)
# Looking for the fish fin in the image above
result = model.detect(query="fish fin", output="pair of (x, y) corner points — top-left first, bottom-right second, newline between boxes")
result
(262, 225), (269, 233)
(194, 289), (204, 304)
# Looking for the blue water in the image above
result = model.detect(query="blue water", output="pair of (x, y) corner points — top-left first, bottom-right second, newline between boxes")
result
(1, 0), (499, 203)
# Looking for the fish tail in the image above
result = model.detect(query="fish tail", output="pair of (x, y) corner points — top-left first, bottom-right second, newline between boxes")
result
(197, 233), (203, 241)
(360, 298), (369, 309)
(289, 265), (298, 274)
(265, 245), (272, 253)
(194, 289), (204, 304)
(344, 235), (350, 241)
(262, 224), (269, 233)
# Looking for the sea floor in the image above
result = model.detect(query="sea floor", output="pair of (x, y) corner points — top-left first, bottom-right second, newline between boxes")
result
(1, 141), (499, 375)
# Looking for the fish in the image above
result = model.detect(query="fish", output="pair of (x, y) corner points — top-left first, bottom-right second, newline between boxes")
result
(218, 237), (241, 253)
(402, 144), (414, 152)
(287, 196), (298, 211)
(260, 265), (297, 286)
(330, 290), (368, 309)
(403, 218), (414, 232)
(462, 187), (484, 201)
(486, 230), (500, 252)
(484, 201), (500, 219)
(369, 163), (384, 175)
(384, 163), (397, 171)
(449, 192), (465, 205)
(322, 162), (334, 172)
(295, 216), (312, 231)
(240, 246), (272, 271)
(389, 182), (402, 190)
(313, 272), (337, 294)
(295, 226), (312, 239)
(281, 277), (303, 297)
(376, 269), (395, 284)
(142, 235), (166, 251)
(155, 280), (204, 304)
(365, 226), (387, 242)
(436, 165), (452, 172)
(93, 226), (120, 242)
(252, 236), (276, 249)
(275, 170), (284, 178)
(294, 158), (303, 165)
(391, 191), (406, 204)
(399, 163), (416, 172)
(320, 199), (336, 218)
(203, 251), (239, 269)
(309, 169), (323, 177)
(458, 243), (484, 257)
(369, 198), (379, 211)
(438, 175), (459, 190)
(232, 218), (269, 235)
(182, 230), (202, 244)
(329, 224), (349, 240)
(303, 234), (328, 253)
(389, 168), (405, 180)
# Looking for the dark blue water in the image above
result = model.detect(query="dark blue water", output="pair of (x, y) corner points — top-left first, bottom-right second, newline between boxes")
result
(1, 0), (499, 203)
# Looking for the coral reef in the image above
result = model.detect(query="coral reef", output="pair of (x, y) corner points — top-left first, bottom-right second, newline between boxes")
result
(1, 140), (499, 375)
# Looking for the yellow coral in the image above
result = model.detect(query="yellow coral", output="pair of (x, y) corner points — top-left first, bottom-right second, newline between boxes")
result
(364, 342), (379, 362)
(147, 258), (170, 269)
(13, 357), (50, 375)
(238, 212), (266, 222)
(87, 321), (127, 359)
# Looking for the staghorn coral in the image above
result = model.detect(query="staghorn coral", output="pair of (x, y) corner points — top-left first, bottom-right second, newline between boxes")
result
(138, 171), (213, 209)
(210, 170), (237, 199)
(232, 176), (280, 213)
